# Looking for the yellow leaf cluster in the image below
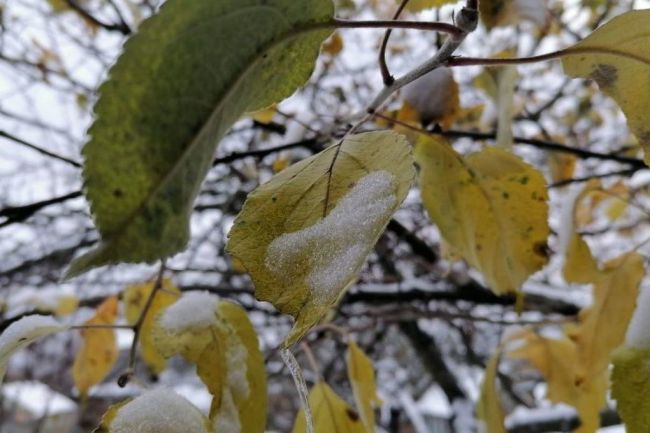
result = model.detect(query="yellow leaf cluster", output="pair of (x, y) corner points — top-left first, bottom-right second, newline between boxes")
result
(415, 136), (550, 295)
(73, 296), (119, 398)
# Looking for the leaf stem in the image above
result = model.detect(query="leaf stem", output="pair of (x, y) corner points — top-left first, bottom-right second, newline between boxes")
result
(331, 18), (463, 37)
(379, 0), (412, 86)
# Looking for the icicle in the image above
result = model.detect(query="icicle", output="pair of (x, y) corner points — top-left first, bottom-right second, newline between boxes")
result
(281, 348), (314, 433)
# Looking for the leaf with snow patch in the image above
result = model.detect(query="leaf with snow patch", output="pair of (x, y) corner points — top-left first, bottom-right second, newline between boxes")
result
(73, 296), (119, 398)
(94, 389), (211, 433)
(561, 10), (650, 165)
(415, 136), (549, 295)
(476, 351), (507, 433)
(152, 292), (267, 433)
(612, 347), (650, 433)
(0, 315), (67, 382)
(346, 341), (381, 433)
(64, 0), (335, 278)
(123, 278), (179, 374)
(292, 381), (365, 433)
(227, 131), (415, 346)
(402, 67), (460, 129)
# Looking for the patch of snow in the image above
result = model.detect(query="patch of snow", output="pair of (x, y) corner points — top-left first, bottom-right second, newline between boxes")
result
(2, 381), (76, 416)
(417, 384), (452, 418)
(451, 399), (476, 433)
(626, 286), (650, 349)
(110, 388), (207, 433)
(506, 404), (577, 430)
(224, 330), (249, 400)
(212, 389), (241, 433)
(266, 171), (396, 304)
(0, 315), (66, 380)
(159, 291), (219, 333)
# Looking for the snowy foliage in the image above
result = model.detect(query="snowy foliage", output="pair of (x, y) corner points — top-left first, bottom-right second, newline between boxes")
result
(159, 292), (219, 333)
(265, 170), (396, 303)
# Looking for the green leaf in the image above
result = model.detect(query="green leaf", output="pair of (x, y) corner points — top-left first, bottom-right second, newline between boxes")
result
(227, 131), (415, 346)
(612, 346), (650, 433)
(65, 0), (334, 278)
(415, 136), (550, 295)
(561, 10), (650, 165)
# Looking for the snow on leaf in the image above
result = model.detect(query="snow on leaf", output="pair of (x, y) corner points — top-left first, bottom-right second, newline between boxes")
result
(0, 315), (66, 382)
(123, 278), (179, 374)
(227, 131), (415, 346)
(561, 10), (650, 165)
(63, 0), (335, 278)
(95, 389), (210, 433)
(415, 136), (550, 295)
(291, 382), (366, 433)
(612, 346), (650, 433)
(152, 296), (267, 433)
(402, 67), (460, 129)
(72, 296), (119, 398)
(346, 341), (381, 433)
(626, 287), (650, 350)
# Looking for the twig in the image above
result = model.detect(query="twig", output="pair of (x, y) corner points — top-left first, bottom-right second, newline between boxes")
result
(0, 130), (81, 168)
(117, 261), (166, 387)
(378, 0), (411, 85)
(331, 18), (462, 36)
(64, 0), (131, 35)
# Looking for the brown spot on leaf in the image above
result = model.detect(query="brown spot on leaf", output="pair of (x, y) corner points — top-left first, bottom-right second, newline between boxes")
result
(589, 64), (618, 89)
(346, 408), (360, 422)
(533, 241), (550, 259)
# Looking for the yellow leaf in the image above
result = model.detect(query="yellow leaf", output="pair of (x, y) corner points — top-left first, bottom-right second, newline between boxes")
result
(227, 131), (415, 345)
(561, 10), (650, 165)
(292, 382), (366, 433)
(0, 315), (66, 382)
(272, 155), (290, 173)
(249, 104), (277, 124)
(152, 293), (267, 433)
(611, 346), (650, 433)
(93, 389), (211, 433)
(321, 31), (343, 56)
(563, 232), (600, 284)
(415, 136), (550, 295)
(548, 151), (577, 184)
(476, 352), (507, 433)
(73, 296), (119, 398)
(402, 0), (456, 12)
(123, 279), (180, 374)
(346, 341), (381, 433)
(509, 330), (607, 432)
(573, 252), (644, 376)
(55, 295), (79, 316)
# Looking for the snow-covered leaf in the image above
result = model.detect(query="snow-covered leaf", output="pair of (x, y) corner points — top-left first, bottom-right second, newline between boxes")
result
(0, 315), (66, 382)
(94, 389), (211, 433)
(227, 131), (415, 345)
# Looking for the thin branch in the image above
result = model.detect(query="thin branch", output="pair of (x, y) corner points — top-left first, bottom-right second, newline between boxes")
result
(332, 18), (462, 36)
(367, 5), (479, 113)
(378, 0), (411, 85)
(0, 130), (81, 168)
(0, 191), (83, 228)
(118, 261), (166, 387)
(64, 0), (131, 35)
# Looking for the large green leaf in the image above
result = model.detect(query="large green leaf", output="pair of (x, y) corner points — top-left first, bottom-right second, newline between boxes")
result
(65, 0), (334, 278)
(227, 131), (415, 346)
